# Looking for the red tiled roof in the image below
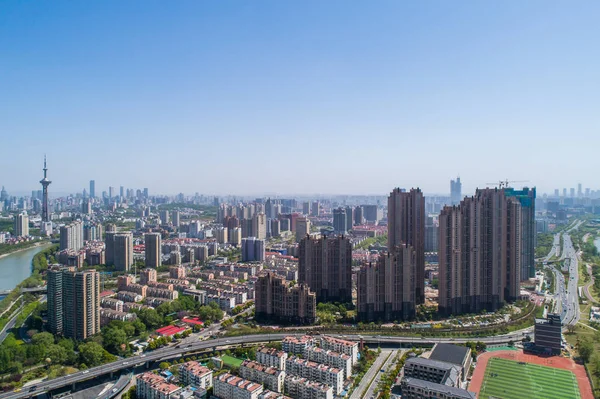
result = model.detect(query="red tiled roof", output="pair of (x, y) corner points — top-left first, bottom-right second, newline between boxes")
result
(156, 325), (187, 336)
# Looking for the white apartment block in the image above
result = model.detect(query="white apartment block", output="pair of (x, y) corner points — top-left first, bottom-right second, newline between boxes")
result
(282, 336), (315, 357)
(285, 357), (344, 395)
(136, 372), (182, 399)
(284, 376), (333, 399)
(319, 336), (359, 365)
(214, 373), (264, 399)
(256, 346), (288, 370)
(179, 361), (213, 389)
(258, 390), (293, 399)
(306, 347), (352, 380)
(239, 360), (286, 393)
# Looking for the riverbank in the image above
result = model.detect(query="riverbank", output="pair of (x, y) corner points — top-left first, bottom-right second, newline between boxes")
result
(0, 240), (50, 260)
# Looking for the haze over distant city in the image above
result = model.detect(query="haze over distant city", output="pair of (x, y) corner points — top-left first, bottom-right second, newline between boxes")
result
(1, 1), (599, 195)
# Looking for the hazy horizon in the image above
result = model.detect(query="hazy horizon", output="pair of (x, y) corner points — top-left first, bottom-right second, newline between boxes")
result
(1, 2), (599, 195)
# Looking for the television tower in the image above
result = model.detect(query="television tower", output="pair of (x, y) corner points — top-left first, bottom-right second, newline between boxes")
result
(40, 155), (51, 222)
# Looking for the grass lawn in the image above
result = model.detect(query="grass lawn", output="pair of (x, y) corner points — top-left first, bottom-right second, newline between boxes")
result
(221, 355), (244, 367)
(479, 358), (580, 399)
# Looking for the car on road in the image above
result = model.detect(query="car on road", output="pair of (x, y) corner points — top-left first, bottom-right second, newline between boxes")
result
(226, 340), (231, 343)
(82, 370), (89, 374)
(141, 354), (146, 358)
(123, 361), (129, 365)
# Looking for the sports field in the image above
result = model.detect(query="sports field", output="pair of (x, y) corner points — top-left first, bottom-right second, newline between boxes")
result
(479, 357), (580, 399)
(221, 354), (244, 367)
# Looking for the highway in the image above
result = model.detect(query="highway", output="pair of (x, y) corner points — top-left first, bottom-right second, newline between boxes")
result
(0, 331), (530, 399)
(349, 350), (392, 399)
(0, 304), (24, 344)
(362, 349), (400, 399)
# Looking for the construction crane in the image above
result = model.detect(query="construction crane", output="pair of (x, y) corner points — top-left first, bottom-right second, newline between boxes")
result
(485, 179), (530, 189)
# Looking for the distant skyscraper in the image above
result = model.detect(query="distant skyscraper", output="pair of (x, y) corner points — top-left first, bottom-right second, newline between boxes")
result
(14, 212), (29, 237)
(361, 205), (381, 223)
(310, 201), (320, 217)
(450, 177), (461, 205)
(145, 232), (162, 268)
(354, 206), (364, 225)
(424, 215), (438, 252)
(332, 207), (347, 235)
(109, 186), (115, 199)
(159, 210), (170, 225)
(39, 156), (52, 223)
(172, 210), (180, 227)
(358, 245), (416, 321)
(578, 183), (582, 198)
(570, 188), (575, 198)
(82, 198), (92, 214)
(438, 188), (523, 316)
(270, 219), (281, 238)
(554, 189), (559, 197)
(295, 218), (311, 242)
(563, 188), (567, 197)
(89, 180), (96, 198)
(302, 202), (311, 216)
(252, 213), (267, 240)
(241, 237), (265, 262)
(345, 206), (353, 230)
(298, 235), (352, 303)
(387, 188), (425, 304)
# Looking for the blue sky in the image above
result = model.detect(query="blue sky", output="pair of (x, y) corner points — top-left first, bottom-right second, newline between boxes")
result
(1, 1), (599, 196)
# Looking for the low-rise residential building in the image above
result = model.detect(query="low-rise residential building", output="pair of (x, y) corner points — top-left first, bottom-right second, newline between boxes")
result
(145, 297), (173, 307)
(319, 336), (359, 365)
(127, 283), (148, 297)
(306, 347), (352, 379)
(282, 336), (315, 357)
(285, 357), (343, 395)
(240, 360), (286, 392)
(100, 297), (124, 312)
(136, 372), (182, 399)
(117, 291), (143, 302)
(284, 376), (333, 399)
(179, 361), (213, 389)
(147, 286), (179, 300)
(256, 346), (288, 370)
(258, 390), (293, 399)
(100, 308), (137, 327)
(213, 373), (264, 399)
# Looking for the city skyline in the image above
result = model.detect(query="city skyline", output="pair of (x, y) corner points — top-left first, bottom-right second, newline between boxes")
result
(1, 2), (600, 194)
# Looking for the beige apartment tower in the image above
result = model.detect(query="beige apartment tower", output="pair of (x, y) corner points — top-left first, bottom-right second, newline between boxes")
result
(114, 232), (134, 271)
(387, 188), (425, 304)
(357, 245), (416, 321)
(255, 272), (316, 324)
(438, 188), (522, 316)
(295, 218), (311, 243)
(62, 269), (100, 340)
(298, 235), (352, 303)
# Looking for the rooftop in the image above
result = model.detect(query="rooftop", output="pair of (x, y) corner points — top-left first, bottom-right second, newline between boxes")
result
(429, 343), (470, 367)
(402, 377), (476, 399)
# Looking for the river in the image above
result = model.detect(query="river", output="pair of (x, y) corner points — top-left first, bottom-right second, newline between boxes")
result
(0, 243), (52, 294)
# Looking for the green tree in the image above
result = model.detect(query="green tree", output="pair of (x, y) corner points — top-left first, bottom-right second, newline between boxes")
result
(103, 327), (129, 354)
(578, 338), (594, 363)
(31, 332), (54, 347)
(159, 362), (170, 370)
(46, 344), (68, 364)
(132, 318), (146, 335)
(79, 342), (105, 367)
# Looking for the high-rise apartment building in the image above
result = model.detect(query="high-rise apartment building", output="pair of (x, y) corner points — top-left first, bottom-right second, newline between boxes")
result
(302, 202), (311, 216)
(504, 187), (536, 280)
(361, 205), (381, 223)
(345, 206), (353, 230)
(357, 245), (416, 321)
(450, 176), (462, 205)
(311, 201), (320, 217)
(387, 188), (425, 304)
(295, 218), (311, 243)
(241, 237), (265, 262)
(438, 188), (523, 316)
(270, 219), (281, 238)
(252, 213), (267, 240)
(113, 232), (134, 271)
(332, 208), (348, 235)
(354, 206), (363, 225)
(60, 220), (84, 251)
(48, 266), (100, 340)
(255, 272), (316, 324)
(298, 235), (352, 303)
(424, 216), (438, 253)
(14, 211), (29, 237)
(160, 210), (170, 225)
(145, 232), (162, 268)
(172, 210), (180, 227)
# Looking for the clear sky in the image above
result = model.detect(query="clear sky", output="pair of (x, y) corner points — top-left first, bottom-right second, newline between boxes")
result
(1, 1), (599, 197)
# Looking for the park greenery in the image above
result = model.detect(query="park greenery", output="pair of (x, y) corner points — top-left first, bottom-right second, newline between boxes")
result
(535, 232), (554, 258)
(0, 239), (47, 257)
(354, 234), (387, 250)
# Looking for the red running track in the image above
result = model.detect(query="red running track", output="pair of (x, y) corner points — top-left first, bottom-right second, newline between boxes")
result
(469, 350), (592, 399)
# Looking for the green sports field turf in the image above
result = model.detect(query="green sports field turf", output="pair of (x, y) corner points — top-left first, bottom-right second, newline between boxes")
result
(221, 354), (244, 367)
(479, 358), (580, 399)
